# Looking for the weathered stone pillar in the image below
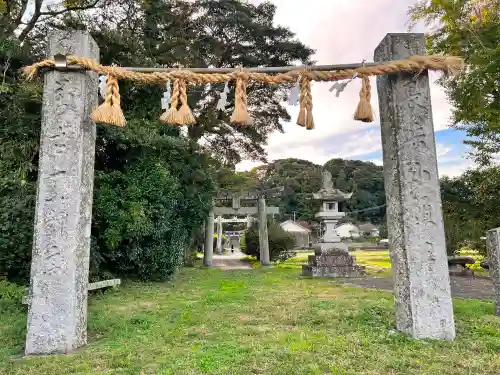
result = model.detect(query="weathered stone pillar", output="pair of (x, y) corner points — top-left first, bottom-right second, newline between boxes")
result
(216, 216), (223, 254)
(258, 197), (271, 266)
(203, 205), (214, 268)
(375, 33), (455, 340)
(25, 30), (99, 355)
(486, 228), (500, 315)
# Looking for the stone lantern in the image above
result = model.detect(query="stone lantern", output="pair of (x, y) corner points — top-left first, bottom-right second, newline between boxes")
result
(302, 171), (365, 278)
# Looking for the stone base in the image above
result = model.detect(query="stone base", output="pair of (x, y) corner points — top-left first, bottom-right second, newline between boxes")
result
(302, 264), (366, 277)
(302, 246), (365, 278)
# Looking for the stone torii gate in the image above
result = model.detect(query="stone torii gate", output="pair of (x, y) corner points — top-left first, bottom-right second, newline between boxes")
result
(214, 216), (252, 254)
(25, 30), (460, 356)
(202, 189), (281, 268)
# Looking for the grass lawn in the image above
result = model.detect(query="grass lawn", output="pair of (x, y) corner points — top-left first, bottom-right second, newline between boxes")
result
(1, 263), (500, 375)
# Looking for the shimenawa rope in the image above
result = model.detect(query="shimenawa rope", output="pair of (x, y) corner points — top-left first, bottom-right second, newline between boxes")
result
(23, 55), (463, 128)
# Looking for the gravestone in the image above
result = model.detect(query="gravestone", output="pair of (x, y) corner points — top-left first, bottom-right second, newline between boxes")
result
(375, 33), (455, 340)
(25, 30), (99, 355)
(302, 171), (365, 277)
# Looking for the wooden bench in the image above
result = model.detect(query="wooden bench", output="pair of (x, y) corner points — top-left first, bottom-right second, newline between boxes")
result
(22, 279), (121, 305)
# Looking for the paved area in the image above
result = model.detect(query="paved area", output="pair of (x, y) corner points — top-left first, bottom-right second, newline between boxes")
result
(337, 276), (494, 300)
(212, 249), (253, 270)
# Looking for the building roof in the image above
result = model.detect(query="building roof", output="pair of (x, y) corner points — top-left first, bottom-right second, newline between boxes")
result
(295, 220), (312, 231)
(358, 223), (378, 232)
(280, 220), (312, 233)
(336, 223), (360, 232)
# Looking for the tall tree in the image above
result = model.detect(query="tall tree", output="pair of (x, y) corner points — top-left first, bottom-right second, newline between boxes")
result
(408, 0), (500, 165)
(34, 0), (314, 166)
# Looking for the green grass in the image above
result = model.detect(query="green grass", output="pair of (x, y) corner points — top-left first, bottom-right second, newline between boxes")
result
(1, 266), (499, 374)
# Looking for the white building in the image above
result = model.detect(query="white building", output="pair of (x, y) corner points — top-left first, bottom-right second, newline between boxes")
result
(280, 220), (312, 248)
(335, 223), (361, 238)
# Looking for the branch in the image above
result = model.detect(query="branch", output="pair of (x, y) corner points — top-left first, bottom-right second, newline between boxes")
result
(17, 0), (101, 42)
(17, 0), (43, 42)
(12, 0), (29, 29)
(40, 0), (100, 17)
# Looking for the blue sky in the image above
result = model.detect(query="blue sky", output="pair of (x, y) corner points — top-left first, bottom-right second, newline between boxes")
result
(357, 128), (473, 177)
(236, 0), (475, 177)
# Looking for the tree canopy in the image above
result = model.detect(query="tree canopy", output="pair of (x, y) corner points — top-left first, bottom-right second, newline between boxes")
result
(408, 0), (500, 165)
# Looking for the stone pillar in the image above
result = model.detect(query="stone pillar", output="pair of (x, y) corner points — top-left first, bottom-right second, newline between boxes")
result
(216, 216), (223, 254)
(375, 33), (455, 340)
(203, 205), (214, 268)
(486, 228), (500, 315)
(246, 215), (252, 229)
(258, 197), (271, 266)
(25, 30), (99, 355)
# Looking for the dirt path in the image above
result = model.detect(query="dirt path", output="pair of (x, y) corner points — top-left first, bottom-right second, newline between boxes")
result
(338, 276), (493, 300)
(211, 250), (253, 270)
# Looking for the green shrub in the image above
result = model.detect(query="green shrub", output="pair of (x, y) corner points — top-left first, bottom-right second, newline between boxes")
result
(242, 222), (295, 262)
(0, 280), (26, 304)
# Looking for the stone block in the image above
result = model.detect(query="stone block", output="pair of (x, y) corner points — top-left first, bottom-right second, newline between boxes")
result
(303, 251), (365, 278)
(302, 264), (366, 278)
(314, 243), (348, 255)
(308, 254), (356, 267)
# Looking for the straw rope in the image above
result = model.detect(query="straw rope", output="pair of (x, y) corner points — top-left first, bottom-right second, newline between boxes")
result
(23, 55), (463, 128)
(353, 75), (374, 122)
(90, 73), (125, 127)
(161, 78), (180, 124)
(230, 73), (252, 126)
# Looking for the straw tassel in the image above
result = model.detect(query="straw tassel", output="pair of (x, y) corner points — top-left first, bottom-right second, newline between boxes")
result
(177, 80), (196, 125)
(230, 74), (252, 126)
(91, 74), (125, 127)
(161, 78), (181, 124)
(353, 75), (374, 123)
(296, 76), (314, 129)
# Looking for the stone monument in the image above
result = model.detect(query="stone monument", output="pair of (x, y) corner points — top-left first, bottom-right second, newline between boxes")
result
(302, 171), (365, 277)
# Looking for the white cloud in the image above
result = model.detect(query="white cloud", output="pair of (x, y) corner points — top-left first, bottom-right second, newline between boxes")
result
(439, 159), (475, 177)
(436, 143), (452, 159)
(238, 0), (458, 173)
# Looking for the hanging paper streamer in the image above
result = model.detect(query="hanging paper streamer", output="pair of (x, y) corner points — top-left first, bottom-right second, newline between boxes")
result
(329, 73), (357, 97)
(288, 79), (300, 106)
(161, 79), (172, 111)
(98, 75), (107, 99)
(216, 82), (230, 110)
